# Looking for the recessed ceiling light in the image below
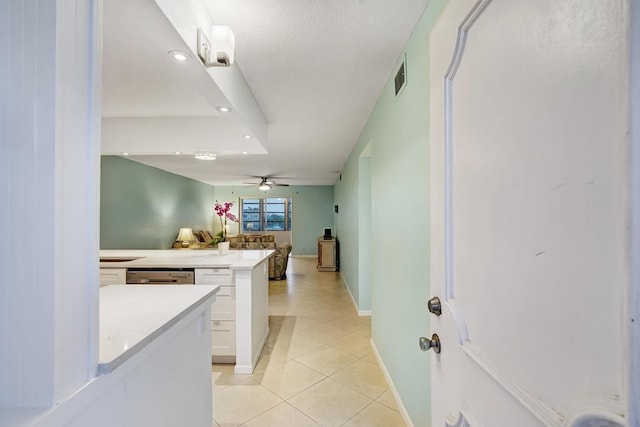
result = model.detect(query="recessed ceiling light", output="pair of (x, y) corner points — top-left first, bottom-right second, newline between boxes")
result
(175, 151), (181, 155)
(122, 152), (129, 156)
(216, 106), (232, 113)
(242, 151), (248, 155)
(194, 154), (216, 160)
(243, 135), (253, 140)
(169, 50), (191, 62)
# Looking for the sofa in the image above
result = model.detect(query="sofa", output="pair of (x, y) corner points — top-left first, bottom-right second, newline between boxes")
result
(179, 232), (291, 280)
(226, 234), (292, 280)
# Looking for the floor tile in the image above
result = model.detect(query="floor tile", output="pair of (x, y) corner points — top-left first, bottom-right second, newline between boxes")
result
(328, 333), (372, 357)
(288, 378), (372, 426)
(266, 332), (324, 358)
(360, 351), (377, 364)
(212, 257), (402, 427)
(212, 364), (256, 393)
(327, 313), (371, 332)
(330, 358), (389, 399)
(213, 384), (282, 426)
(266, 322), (293, 342)
(376, 390), (400, 412)
(242, 402), (319, 426)
(304, 307), (346, 323)
(252, 345), (288, 374)
(343, 401), (406, 426)
(252, 359), (325, 399)
(296, 323), (351, 344)
(276, 316), (323, 334)
(294, 345), (359, 376)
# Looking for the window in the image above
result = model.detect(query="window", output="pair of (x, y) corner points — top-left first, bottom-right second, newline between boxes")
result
(241, 197), (293, 232)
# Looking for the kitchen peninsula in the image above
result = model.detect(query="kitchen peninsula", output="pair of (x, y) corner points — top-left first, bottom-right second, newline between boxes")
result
(99, 249), (273, 374)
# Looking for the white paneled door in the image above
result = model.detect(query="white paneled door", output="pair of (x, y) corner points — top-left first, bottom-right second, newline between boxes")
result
(428, 1), (630, 426)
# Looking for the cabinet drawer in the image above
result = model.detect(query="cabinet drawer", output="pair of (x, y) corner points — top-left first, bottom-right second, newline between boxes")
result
(210, 286), (235, 320)
(99, 268), (126, 286)
(195, 268), (233, 285)
(211, 320), (236, 356)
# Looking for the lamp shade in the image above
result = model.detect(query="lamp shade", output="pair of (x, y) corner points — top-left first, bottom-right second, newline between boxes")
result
(176, 227), (195, 243)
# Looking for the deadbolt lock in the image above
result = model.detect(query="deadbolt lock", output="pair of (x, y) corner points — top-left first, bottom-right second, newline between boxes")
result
(419, 334), (441, 354)
(427, 296), (442, 316)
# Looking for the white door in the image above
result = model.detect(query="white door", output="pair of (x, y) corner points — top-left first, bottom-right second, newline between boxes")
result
(428, 1), (629, 425)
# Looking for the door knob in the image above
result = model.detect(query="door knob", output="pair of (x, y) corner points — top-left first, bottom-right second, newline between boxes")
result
(419, 334), (441, 354)
(427, 296), (442, 316)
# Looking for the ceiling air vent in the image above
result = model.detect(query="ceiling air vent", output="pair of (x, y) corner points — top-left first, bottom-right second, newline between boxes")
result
(394, 55), (407, 98)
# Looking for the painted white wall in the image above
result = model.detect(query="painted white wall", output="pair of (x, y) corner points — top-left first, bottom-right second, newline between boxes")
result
(0, 0), (101, 406)
(629, 1), (640, 425)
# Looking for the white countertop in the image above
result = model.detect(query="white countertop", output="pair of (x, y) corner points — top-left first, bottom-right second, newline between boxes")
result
(98, 284), (219, 374)
(0, 285), (220, 427)
(99, 249), (273, 270)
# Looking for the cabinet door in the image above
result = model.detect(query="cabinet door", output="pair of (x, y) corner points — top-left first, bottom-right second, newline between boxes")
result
(317, 241), (336, 271)
(210, 286), (235, 320)
(211, 320), (236, 356)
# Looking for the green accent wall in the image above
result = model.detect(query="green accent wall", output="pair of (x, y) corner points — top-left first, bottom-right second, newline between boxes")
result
(100, 156), (215, 249)
(334, 2), (447, 425)
(213, 186), (334, 256)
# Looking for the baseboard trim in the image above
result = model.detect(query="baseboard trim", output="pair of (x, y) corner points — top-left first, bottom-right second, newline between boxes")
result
(370, 339), (414, 427)
(291, 254), (316, 258)
(341, 273), (372, 317)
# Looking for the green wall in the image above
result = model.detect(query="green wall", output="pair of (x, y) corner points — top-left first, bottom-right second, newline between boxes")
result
(334, 2), (447, 425)
(213, 186), (334, 256)
(100, 156), (215, 249)
(100, 157), (333, 254)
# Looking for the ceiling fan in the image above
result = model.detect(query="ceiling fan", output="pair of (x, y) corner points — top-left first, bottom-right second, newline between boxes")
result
(243, 176), (290, 191)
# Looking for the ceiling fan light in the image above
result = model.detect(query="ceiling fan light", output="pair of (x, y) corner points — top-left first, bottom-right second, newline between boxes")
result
(258, 183), (271, 191)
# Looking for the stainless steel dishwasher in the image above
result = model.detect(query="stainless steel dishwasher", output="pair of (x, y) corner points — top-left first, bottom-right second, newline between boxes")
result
(126, 268), (195, 285)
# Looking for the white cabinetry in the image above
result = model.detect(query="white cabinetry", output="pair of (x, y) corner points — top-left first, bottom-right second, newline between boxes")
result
(195, 268), (235, 362)
(99, 268), (126, 286)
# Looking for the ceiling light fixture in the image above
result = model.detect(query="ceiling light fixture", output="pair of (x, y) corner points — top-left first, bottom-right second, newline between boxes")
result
(242, 151), (248, 155)
(122, 152), (129, 156)
(258, 183), (271, 191)
(243, 135), (253, 140)
(175, 151), (182, 155)
(216, 106), (231, 113)
(169, 50), (191, 62)
(194, 154), (217, 160)
(196, 26), (235, 67)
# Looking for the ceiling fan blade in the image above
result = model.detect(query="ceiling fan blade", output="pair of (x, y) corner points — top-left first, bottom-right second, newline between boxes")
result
(273, 183), (290, 187)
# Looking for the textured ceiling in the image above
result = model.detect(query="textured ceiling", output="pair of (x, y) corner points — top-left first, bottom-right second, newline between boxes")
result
(101, 0), (430, 186)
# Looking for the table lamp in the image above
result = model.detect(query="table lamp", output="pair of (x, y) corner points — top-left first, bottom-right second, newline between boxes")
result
(176, 227), (195, 248)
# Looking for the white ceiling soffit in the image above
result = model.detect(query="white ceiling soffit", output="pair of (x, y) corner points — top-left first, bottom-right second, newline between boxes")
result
(101, 0), (267, 156)
(102, 0), (430, 186)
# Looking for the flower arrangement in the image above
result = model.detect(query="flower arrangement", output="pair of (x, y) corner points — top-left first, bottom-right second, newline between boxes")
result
(214, 200), (238, 243)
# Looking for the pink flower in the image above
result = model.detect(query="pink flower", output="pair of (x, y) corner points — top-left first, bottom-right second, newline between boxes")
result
(214, 200), (239, 239)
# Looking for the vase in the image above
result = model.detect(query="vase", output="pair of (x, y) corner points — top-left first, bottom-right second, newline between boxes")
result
(218, 241), (230, 254)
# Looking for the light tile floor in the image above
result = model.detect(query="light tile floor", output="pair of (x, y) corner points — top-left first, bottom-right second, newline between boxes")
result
(212, 257), (407, 427)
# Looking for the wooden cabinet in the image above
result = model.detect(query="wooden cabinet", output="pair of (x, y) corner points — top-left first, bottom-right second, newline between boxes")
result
(317, 238), (337, 272)
(195, 268), (235, 362)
